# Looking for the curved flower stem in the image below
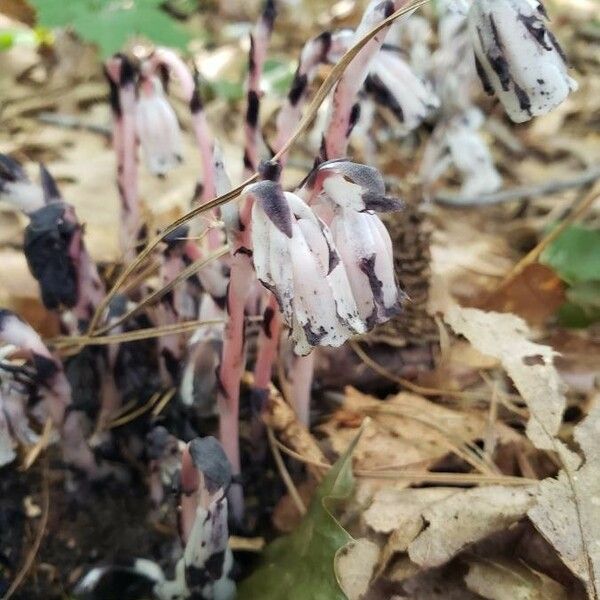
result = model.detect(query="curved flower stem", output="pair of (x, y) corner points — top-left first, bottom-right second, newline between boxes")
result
(321, 0), (409, 159)
(243, 0), (276, 177)
(105, 56), (141, 261)
(217, 249), (254, 524)
(289, 352), (314, 427)
(151, 48), (221, 250)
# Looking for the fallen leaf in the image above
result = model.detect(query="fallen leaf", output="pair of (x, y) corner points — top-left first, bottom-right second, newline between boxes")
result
(477, 263), (566, 327)
(444, 306), (566, 452)
(395, 565), (482, 599)
(320, 387), (506, 473)
(407, 485), (537, 568)
(364, 487), (456, 536)
(465, 558), (568, 600)
(528, 404), (600, 599)
(334, 538), (380, 600)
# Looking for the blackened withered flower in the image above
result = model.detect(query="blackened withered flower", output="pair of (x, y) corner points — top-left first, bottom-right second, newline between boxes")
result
(24, 202), (79, 310)
(468, 0), (577, 123)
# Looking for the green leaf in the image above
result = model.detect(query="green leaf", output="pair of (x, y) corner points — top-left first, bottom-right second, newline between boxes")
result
(237, 425), (366, 600)
(540, 226), (600, 285)
(557, 301), (600, 328)
(0, 28), (38, 51)
(206, 79), (244, 101)
(28, 0), (190, 57)
(263, 57), (296, 96)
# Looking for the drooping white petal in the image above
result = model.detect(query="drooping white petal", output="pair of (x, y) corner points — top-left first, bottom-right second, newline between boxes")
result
(331, 209), (378, 324)
(369, 49), (440, 132)
(420, 108), (502, 197)
(331, 208), (402, 327)
(288, 220), (351, 354)
(136, 77), (183, 175)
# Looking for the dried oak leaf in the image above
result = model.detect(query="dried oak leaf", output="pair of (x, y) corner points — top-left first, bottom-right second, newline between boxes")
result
(407, 485), (537, 568)
(320, 387), (507, 472)
(444, 306), (600, 597)
(444, 306), (566, 451)
(465, 558), (568, 600)
(334, 538), (380, 600)
(528, 404), (600, 600)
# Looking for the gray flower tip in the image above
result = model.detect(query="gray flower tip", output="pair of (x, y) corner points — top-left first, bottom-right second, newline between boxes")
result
(145, 426), (173, 459)
(253, 181), (293, 238)
(188, 436), (232, 490)
(258, 158), (282, 182)
(362, 193), (405, 213)
(0, 308), (19, 331)
(0, 154), (27, 185)
(107, 294), (129, 318)
(38, 163), (62, 203)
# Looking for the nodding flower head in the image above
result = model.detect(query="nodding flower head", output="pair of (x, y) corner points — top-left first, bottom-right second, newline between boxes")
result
(420, 108), (502, 197)
(303, 159), (404, 213)
(365, 47), (440, 133)
(305, 160), (405, 328)
(468, 0), (577, 123)
(248, 180), (365, 355)
(136, 72), (183, 176)
(24, 199), (81, 311)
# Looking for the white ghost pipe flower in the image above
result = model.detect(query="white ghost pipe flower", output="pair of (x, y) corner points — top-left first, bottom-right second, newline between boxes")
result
(136, 74), (183, 175)
(330, 209), (402, 328)
(303, 159), (404, 214)
(248, 181), (365, 355)
(468, 0), (578, 123)
(388, 15), (432, 75)
(302, 160), (404, 328)
(420, 108), (502, 197)
(367, 47), (440, 133)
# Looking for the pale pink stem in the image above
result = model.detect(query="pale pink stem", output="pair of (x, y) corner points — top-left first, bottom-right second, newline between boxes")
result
(151, 48), (222, 250)
(290, 352), (315, 427)
(243, 0), (276, 177)
(253, 295), (281, 389)
(105, 56), (140, 261)
(156, 236), (187, 385)
(322, 0), (406, 159)
(65, 205), (105, 327)
(217, 201), (254, 523)
(274, 29), (352, 165)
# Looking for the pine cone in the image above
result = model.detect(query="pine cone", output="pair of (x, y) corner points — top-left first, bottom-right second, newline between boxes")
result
(371, 198), (439, 346)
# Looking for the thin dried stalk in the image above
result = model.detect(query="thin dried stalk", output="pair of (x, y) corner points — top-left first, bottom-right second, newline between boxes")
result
(2, 456), (50, 600)
(267, 425), (306, 515)
(94, 245), (229, 336)
(52, 318), (226, 348)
